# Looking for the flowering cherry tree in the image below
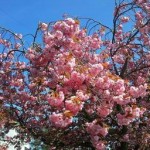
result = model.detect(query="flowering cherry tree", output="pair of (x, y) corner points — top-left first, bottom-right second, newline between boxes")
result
(0, 0), (150, 149)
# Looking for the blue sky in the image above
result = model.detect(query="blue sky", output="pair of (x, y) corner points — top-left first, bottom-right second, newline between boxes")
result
(0, 0), (114, 35)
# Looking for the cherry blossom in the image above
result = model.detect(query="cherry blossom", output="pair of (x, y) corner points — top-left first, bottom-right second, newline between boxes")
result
(0, 0), (150, 149)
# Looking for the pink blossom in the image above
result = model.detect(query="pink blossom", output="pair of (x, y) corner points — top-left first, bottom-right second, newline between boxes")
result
(95, 141), (106, 150)
(97, 106), (112, 117)
(89, 64), (103, 77)
(40, 23), (48, 31)
(117, 114), (132, 125)
(49, 113), (72, 128)
(129, 86), (139, 98)
(65, 96), (83, 115)
(47, 91), (64, 107)
(121, 16), (130, 23)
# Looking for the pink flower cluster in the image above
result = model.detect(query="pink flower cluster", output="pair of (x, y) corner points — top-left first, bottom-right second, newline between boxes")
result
(117, 106), (146, 125)
(0, 6), (150, 148)
(86, 120), (108, 150)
